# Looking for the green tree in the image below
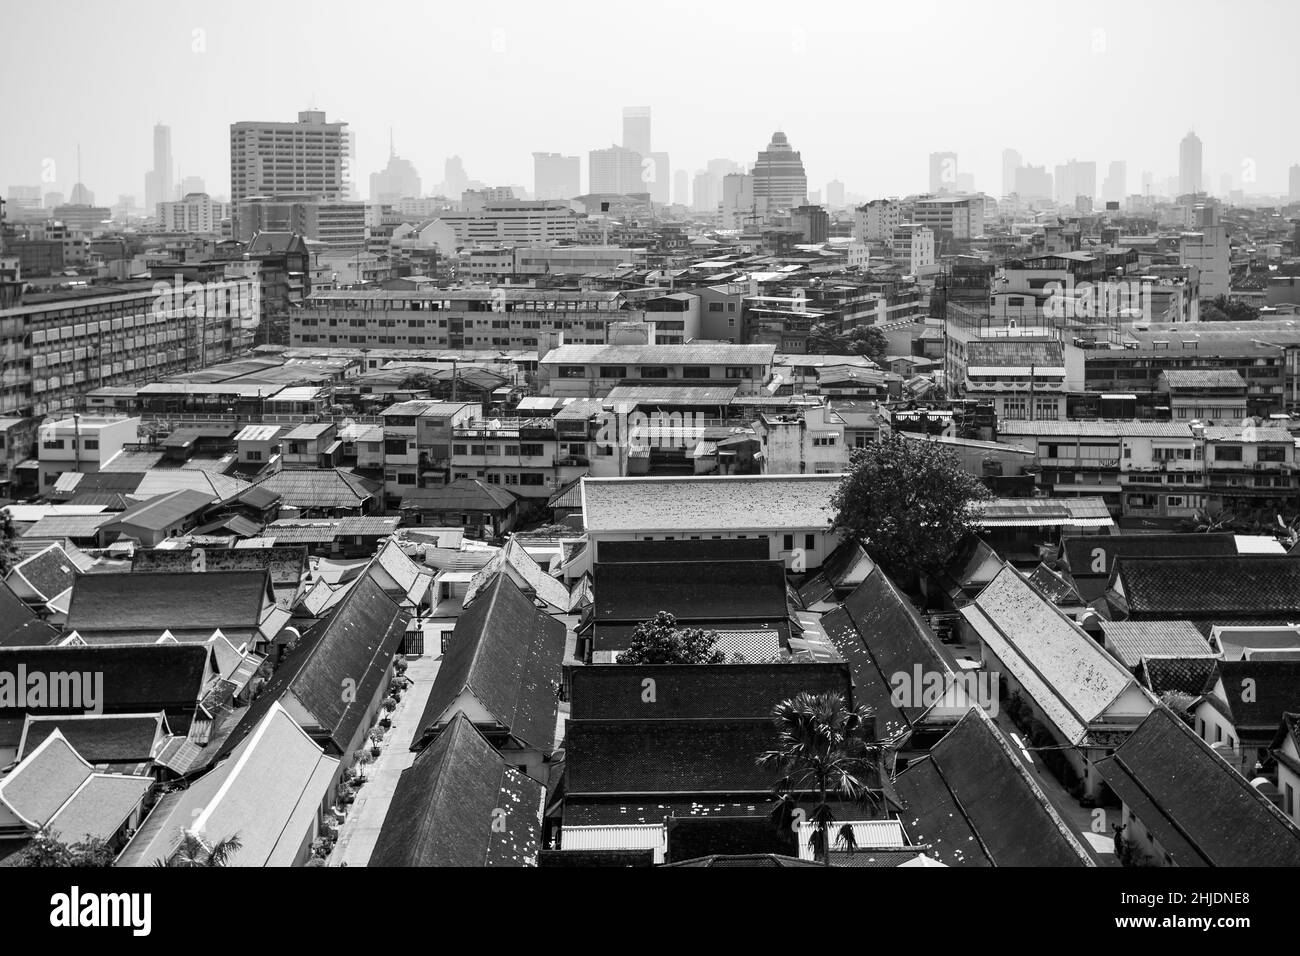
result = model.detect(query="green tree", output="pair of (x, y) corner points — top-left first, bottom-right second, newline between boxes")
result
(757, 691), (885, 867)
(616, 611), (724, 665)
(831, 431), (990, 577)
(152, 830), (243, 867)
(0, 512), (19, 577)
(11, 827), (115, 867)
(844, 326), (888, 362)
(1202, 295), (1259, 323)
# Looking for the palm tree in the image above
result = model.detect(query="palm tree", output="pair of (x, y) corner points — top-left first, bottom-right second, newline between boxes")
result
(757, 691), (886, 867)
(153, 830), (243, 867)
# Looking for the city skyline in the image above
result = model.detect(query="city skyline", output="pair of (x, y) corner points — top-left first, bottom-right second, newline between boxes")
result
(3, 0), (1298, 206)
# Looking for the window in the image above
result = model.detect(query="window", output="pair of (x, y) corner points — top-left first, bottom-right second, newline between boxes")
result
(805, 534), (815, 551)
(519, 443), (544, 457)
(384, 438), (407, 456)
(812, 435), (836, 446)
(42, 438), (64, 449)
(397, 473), (416, 485)
(783, 534), (794, 551)
(1216, 446), (1243, 462)
(1259, 445), (1286, 462)
(639, 366), (669, 379)
(558, 365), (586, 378)
(682, 367), (711, 379)
(520, 473), (544, 486)
(725, 366), (753, 379)
(247, 450), (262, 461)
(599, 366), (627, 378)
(82, 439), (98, 450)
(708, 302), (724, 312)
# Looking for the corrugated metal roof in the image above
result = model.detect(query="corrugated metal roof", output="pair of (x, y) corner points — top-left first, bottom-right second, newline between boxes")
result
(560, 824), (666, 863)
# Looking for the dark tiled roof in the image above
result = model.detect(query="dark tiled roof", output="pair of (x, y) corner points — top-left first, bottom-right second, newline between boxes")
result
(8, 544), (80, 601)
(66, 570), (271, 635)
(217, 573), (408, 757)
(594, 538), (770, 564)
(1135, 656), (1219, 698)
(399, 478), (517, 512)
(821, 568), (955, 739)
(798, 538), (874, 606)
(19, 713), (165, 763)
(370, 714), (542, 867)
(1094, 706), (1300, 866)
(416, 573), (564, 753)
(569, 663), (852, 721)
(564, 718), (778, 795)
(1026, 563), (1082, 605)
(0, 645), (207, 732)
(1215, 660), (1300, 735)
(1112, 555), (1300, 619)
(1062, 533), (1237, 581)
(131, 546), (308, 587)
(0, 579), (59, 647)
(251, 468), (379, 509)
(894, 708), (1093, 867)
(593, 560), (790, 624)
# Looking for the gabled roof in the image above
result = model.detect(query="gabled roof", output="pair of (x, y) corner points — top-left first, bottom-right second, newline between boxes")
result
(1099, 620), (1213, 669)
(569, 663), (852, 722)
(466, 537), (572, 612)
(594, 537), (771, 564)
(416, 572), (565, 753)
(1212, 660), (1300, 734)
(1094, 706), (1300, 866)
(0, 645), (209, 732)
(0, 578), (59, 647)
(798, 538), (874, 607)
(103, 489), (213, 534)
(1134, 656), (1220, 698)
(6, 543), (82, 603)
(821, 567), (958, 740)
(251, 468), (379, 510)
(1026, 563), (1083, 606)
(370, 714), (542, 867)
(117, 701), (339, 867)
(0, 730), (153, 843)
(1110, 555), (1300, 619)
(960, 564), (1144, 745)
(67, 570), (272, 637)
(18, 712), (168, 765)
(894, 708), (1093, 867)
(398, 477), (517, 512)
(1062, 533), (1238, 580)
(216, 574), (409, 756)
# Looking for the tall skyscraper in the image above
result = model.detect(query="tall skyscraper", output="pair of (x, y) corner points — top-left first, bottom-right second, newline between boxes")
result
(622, 106), (652, 157)
(1001, 148), (1023, 197)
(1290, 164), (1300, 204)
(929, 151), (958, 193)
(825, 180), (846, 209)
(646, 151), (671, 204)
(442, 156), (469, 198)
(673, 169), (689, 206)
(145, 123), (174, 218)
(1053, 159), (1097, 206)
(752, 132), (807, 210)
(589, 145), (644, 195)
(1179, 131), (1203, 196)
(533, 152), (580, 200)
(229, 110), (350, 206)
(370, 134), (422, 203)
(1102, 160), (1127, 205)
(1014, 165), (1053, 201)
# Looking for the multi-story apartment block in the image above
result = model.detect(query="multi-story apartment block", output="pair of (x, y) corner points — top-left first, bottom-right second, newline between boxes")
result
(963, 337), (1083, 421)
(449, 415), (592, 500)
(36, 414), (139, 489)
(997, 419), (1300, 522)
(230, 110), (350, 209)
(753, 404), (849, 474)
(395, 201), (579, 253)
(378, 400), (479, 508)
(909, 195), (985, 241)
(891, 224), (935, 275)
(294, 288), (645, 351)
(234, 198), (366, 250)
(538, 343), (777, 397)
(853, 200), (901, 242)
(157, 193), (232, 234)
(533, 152), (581, 201)
(0, 282), (258, 418)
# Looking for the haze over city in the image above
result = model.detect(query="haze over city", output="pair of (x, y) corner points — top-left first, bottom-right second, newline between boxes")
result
(3, 0), (1298, 204)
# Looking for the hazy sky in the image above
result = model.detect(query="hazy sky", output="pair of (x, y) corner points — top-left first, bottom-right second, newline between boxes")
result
(3, 0), (1298, 204)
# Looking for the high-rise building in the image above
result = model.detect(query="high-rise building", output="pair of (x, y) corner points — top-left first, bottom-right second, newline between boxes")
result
(622, 106), (652, 157)
(230, 110), (350, 230)
(5, 186), (42, 211)
(790, 205), (829, 244)
(179, 175), (206, 197)
(722, 173), (762, 230)
(1180, 131), (1203, 196)
(158, 192), (232, 234)
(1014, 165), (1053, 201)
(1290, 164), (1300, 204)
(370, 139), (422, 204)
(442, 156), (469, 198)
(1002, 148), (1023, 197)
(929, 152), (958, 193)
(588, 145), (644, 195)
(68, 183), (95, 205)
(825, 180), (846, 210)
(853, 199), (901, 241)
(692, 159), (741, 214)
(673, 169), (689, 206)
(646, 151), (670, 204)
(145, 123), (174, 218)
(752, 132), (807, 211)
(1102, 161), (1127, 205)
(1053, 159), (1097, 206)
(533, 152), (580, 201)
